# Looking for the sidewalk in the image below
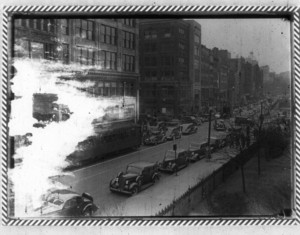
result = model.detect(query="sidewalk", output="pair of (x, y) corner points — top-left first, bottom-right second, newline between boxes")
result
(188, 147), (291, 216)
(96, 147), (240, 216)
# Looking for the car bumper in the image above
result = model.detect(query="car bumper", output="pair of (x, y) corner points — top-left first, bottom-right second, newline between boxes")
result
(158, 167), (175, 173)
(110, 187), (132, 195)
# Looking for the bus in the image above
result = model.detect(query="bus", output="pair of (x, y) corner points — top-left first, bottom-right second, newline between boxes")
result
(67, 121), (142, 165)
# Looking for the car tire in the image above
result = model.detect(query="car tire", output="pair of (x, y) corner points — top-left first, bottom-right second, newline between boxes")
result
(131, 186), (139, 195)
(83, 207), (93, 217)
(152, 175), (159, 184)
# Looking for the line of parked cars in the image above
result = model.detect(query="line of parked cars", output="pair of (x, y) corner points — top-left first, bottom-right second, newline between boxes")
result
(143, 116), (202, 146)
(110, 132), (230, 196)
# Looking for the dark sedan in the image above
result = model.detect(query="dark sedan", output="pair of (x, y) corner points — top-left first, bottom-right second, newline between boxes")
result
(37, 189), (98, 217)
(181, 123), (198, 135)
(144, 130), (167, 145)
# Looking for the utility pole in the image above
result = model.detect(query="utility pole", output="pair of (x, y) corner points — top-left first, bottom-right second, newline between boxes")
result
(257, 101), (264, 176)
(173, 144), (178, 176)
(207, 109), (212, 160)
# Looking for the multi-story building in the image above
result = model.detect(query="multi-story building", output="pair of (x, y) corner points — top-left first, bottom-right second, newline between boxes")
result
(211, 47), (231, 112)
(200, 45), (213, 112)
(139, 19), (201, 117)
(13, 18), (140, 122)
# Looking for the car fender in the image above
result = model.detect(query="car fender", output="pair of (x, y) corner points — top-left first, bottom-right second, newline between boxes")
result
(81, 202), (93, 214)
(152, 172), (160, 180)
(129, 182), (139, 190)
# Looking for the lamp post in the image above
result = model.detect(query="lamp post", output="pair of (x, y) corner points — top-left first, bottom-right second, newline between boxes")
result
(207, 109), (212, 160)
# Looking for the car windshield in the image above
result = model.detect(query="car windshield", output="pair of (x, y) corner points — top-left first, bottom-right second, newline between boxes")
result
(166, 122), (178, 127)
(46, 194), (64, 206)
(190, 143), (200, 148)
(126, 165), (142, 174)
(165, 151), (176, 160)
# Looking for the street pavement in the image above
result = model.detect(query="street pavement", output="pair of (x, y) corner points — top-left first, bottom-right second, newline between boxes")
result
(55, 122), (240, 216)
(53, 100), (284, 217)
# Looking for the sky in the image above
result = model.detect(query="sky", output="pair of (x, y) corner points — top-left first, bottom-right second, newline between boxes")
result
(195, 18), (291, 74)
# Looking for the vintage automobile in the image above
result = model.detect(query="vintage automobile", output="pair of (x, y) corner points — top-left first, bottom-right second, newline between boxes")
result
(110, 161), (160, 195)
(36, 189), (98, 217)
(181, 116), (201, 126)
(209, 136), (227, 150)
(181, 123), (198, 135)
(214, 119), (227, 131)
(165, 126), (182, 140)
(187, 141), (215, 162)
(144, 130), (167, 145)
(159, 149), (189, 173)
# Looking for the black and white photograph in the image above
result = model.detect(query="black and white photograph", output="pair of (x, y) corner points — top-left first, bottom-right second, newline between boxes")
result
(6, 14), (293, 219)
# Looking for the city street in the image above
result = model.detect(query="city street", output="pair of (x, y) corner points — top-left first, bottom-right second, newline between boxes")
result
(55, 121), (235, 216)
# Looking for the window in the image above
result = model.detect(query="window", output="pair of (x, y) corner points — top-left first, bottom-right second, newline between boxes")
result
(194, 35), (200, 44)
(44, 43), (55, 60)
(61, 19), (69, 35)
(144, 56), (157, 66)
(163, 28), (171, 38)
(122, 19), (135, 27)
(144, 42), (157, 52)
(62, 44), (69, 64)
(144, 30), (157, 39)
(123, 54), (135, 72)
(111, 82), (117, 96)
(76, 47), (95, 65)
(179, 28), (185, 34)
(30, 42), (44, 59)
(179, 42), (185, 50)
(161, 56), (174, 66)
(100, 25), (117, 45)
(76, 19), (94, 40)
(194, 69), (200, 82)
(21, 19), (27, 27)
(178, 57), (185, 64)
(194, 46), (200, 56)
(123, 31), (135, 49)
(100, 51), (117, 70)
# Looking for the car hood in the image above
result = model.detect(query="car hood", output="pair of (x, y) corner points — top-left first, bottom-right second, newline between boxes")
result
(121, 173), (138, 180)
(32, 203), (63, 216)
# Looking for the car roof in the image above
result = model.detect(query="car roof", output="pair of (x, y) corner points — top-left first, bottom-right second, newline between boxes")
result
(48, 189), (79, 201)
(128, 161), (156, 168)
(181, 123), (193, 127)
(167, 148), (186, 153)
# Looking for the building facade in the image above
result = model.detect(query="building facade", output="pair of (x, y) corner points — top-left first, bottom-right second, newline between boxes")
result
(13, 18), (140, 122)
(139, 19), (201, 117)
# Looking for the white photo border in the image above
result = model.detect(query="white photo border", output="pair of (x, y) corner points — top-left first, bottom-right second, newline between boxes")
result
(1, 5), (299, 226)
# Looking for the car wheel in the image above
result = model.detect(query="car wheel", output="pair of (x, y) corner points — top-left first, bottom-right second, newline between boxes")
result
(152, 175), (159, 184)
(131, 186), (139, 195)
(83, 207), (93, 217)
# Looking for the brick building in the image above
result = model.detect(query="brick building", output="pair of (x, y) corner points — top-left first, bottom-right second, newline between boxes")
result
(13, 18), (140, 121)
(139, 19), (201, 117)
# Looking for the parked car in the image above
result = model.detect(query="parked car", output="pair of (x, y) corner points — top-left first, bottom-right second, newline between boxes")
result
(165, 126), (182, 140)
(110, 161), (160, 195)
(38, 189), (98, 217)
(214, 119), (226, 131)
(188, 141), (215, 162)
(181, 123), (198, 135)
(181, 116), (201, 125)
(144, 130), (167, 145)
(159, 149), (189, 173)
(149, 121), (167, 132)
(209, 136), (227, 150)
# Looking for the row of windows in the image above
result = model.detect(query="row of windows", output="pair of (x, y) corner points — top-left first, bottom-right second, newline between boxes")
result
(75, 19), (94, 40)
(143, 56), (187, 66)
(17, 19), (56, 33)
(85, 81), (135, 97)
(144, 28), (187, 40)
(143, 42), (187, 53)
(75, 47), (135, 72)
